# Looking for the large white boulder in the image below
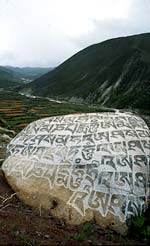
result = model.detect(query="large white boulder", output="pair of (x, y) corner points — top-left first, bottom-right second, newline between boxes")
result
(2, 112), (150, 234)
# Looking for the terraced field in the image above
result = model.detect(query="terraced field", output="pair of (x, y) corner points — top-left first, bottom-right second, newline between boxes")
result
(1, 90), (150, 133)
(0, 91), (110, 132)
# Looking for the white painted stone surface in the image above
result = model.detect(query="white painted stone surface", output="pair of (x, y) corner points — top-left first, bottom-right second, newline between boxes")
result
(2, 112), (150, 233)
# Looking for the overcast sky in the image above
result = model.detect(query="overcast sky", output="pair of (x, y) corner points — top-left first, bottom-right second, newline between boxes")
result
(0, 0), (150, 67)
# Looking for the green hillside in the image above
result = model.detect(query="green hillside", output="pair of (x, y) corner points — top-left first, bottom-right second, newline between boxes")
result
(24, 33), (150, 110)
(0, 66), (15, 81)
(0, 66), (53, 89)
(0, 66), (20, 89)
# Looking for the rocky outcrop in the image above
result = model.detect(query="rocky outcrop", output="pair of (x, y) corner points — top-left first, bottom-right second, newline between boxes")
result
(2, 112), (150, 234)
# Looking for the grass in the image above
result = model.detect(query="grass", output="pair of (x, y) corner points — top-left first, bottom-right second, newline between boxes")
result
(73, 224), (97, 244)
(129, 205), (150, 244)
(74, 232), (85, 242)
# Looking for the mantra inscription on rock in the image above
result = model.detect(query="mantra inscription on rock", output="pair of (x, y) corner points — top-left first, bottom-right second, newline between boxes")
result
(2, 112), (150, 223)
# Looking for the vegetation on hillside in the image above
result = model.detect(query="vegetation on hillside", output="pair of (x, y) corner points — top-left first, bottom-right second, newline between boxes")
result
(22, 33), (150, 110)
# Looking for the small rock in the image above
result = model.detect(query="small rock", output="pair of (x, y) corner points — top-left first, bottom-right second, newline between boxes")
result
(44, 234), (50, 239)
(36, 231), (42, 237)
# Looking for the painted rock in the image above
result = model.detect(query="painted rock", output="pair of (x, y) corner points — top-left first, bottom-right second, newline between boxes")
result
(2, 112), (150, 234)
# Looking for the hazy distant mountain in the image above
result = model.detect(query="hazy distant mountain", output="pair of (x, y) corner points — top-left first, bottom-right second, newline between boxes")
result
(24, 33), (150, 110)
(5, 66), (53, 82)
(0, 66), (53, 89)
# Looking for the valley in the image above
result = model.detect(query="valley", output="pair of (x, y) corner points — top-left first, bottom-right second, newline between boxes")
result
(0, 33), (150, 245)
(0, 90), (114, 133)
(0, 89), (149, 135)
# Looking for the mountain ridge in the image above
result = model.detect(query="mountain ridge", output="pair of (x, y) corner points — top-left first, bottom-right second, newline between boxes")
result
(18, 33), (150, 109)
